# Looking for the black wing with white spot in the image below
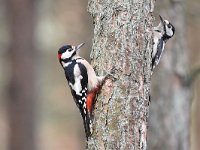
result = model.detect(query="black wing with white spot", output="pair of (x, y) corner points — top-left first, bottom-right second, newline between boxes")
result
(64, 60), (91, 139)
(152, 38), (165, 70)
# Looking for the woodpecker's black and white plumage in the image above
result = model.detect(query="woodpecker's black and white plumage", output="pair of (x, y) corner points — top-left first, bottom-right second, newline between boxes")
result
(152, 15), (175, 72)
(58, 43), (106, 139)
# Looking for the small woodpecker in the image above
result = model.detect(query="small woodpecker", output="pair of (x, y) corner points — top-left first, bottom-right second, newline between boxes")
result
(152, 15), (175, 73)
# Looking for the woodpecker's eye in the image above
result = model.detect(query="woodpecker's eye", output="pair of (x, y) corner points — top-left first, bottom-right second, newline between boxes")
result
(68, 48), (73, 52)
(167, 24), (171, 28)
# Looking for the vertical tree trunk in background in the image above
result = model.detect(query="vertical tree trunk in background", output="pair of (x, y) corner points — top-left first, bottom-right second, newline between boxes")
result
(148, 0), (191, 150)
(6, 0), (37, 150)
(87, 0), (154, 149)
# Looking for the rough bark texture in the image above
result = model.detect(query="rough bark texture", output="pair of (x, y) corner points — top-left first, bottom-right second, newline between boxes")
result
(148, 0), (191, 150)
(87, 0), (154, 149)
(6, 0), (37, 150)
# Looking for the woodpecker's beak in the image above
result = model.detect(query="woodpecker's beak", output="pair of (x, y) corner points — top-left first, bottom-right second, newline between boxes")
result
(159, 15), (164, 25)
(152, 15), (165, 32)
(76, 43), (85, 51)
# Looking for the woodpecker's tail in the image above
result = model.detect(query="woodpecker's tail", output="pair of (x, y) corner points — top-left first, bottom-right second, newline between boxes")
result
(81, 111), (92, 140)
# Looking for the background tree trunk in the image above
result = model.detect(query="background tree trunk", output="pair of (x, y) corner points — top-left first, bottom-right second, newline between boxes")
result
(148, 0), (191, 150)
(87, 0), (154, 149)
(6, 0), (37, 150)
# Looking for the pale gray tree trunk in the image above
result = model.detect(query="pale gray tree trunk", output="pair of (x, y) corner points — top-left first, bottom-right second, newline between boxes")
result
(148, 0), (192, 150)
(87, 0), (154, 149)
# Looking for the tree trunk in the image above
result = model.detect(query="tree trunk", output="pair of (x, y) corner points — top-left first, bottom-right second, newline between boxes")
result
(87, 0), (154, 149)
(6, 0), (37, 150)
(148, 0), (191, 150)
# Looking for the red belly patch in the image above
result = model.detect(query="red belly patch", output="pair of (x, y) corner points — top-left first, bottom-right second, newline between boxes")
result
(86, 89), (98, 113)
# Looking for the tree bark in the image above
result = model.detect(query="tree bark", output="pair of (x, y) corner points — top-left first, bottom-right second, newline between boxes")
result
(148, 0), (191, 150)
(87, 0), (154, 149)
(6, 0), (37, 150)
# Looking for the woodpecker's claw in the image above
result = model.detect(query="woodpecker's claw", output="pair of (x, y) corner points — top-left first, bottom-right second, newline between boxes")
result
(105, 72), (117, 81)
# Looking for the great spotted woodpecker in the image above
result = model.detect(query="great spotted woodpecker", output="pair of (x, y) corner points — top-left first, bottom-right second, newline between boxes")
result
(151, 15), (175, 72)
(58, 43), (107, 139)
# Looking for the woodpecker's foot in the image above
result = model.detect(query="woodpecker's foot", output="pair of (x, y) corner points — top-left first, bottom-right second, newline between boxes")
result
(104, 72), (117, 81)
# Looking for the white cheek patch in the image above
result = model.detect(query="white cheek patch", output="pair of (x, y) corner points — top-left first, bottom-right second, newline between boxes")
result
(164, 20), (173, 37)
(69, 64), (83, 96)
(166, 27), (173, 37)
(61, 50), (74, 59)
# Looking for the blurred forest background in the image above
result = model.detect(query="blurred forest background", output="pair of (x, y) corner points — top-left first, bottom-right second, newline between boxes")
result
(0, 0), (199, 150)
